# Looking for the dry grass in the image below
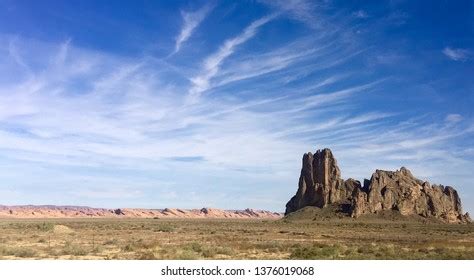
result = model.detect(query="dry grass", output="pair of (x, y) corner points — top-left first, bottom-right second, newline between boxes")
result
(0, 217), (472, 260)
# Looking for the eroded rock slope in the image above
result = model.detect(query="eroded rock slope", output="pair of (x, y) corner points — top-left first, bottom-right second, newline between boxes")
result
(286, 148), (471, 223)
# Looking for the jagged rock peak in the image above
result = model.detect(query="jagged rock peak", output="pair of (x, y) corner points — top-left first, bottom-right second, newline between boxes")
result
(312, 148), (341, 185)
(285, 148), (359, 215)
(285, 148), (471, 223)
(352, 167), (470, 223)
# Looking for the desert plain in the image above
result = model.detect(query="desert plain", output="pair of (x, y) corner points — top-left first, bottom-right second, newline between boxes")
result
(0, 207), (473, 260)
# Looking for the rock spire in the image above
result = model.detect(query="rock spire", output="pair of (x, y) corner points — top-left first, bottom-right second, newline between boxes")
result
(285, 148), (471, 223)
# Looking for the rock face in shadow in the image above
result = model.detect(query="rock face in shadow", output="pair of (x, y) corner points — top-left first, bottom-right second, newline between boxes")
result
(285, 148), (471, 223)
(285, 148), (360, 214)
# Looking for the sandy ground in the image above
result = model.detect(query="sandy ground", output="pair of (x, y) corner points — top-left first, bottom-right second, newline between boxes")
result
(0, 217), (472, 260)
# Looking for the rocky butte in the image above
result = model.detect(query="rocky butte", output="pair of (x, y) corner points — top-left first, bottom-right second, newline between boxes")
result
(285, 148), (471, 223)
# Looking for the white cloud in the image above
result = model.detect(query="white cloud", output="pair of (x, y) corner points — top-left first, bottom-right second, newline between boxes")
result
(187, 14), (276, 102)
(260, 0), (319, 28)
(353, 10), (368, 19)
(8, 37), (31, 72)
(173, 4), (214, 55)
(445, 113), (463, 124)
(443, 47), (470, 61)
(0, 37), (393, 173)
(71, 188), (143, 200)
(55, 38), (71, 66)
(1, 30), (473, 212)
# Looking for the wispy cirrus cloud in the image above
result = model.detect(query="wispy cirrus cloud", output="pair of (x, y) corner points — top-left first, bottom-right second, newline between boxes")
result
(187, 14), (276, 102)
(1, 37), (471, 176)
(260, 0), (320, 28)
(0, 2), (473, 212)
(172, 4), (214, 55)
(443, 47), (470, 61)
(211, 38), (332, 88)
(1, 36), (473, 211)
(8, 37), (31, 72)
(353, 10), (368, 19)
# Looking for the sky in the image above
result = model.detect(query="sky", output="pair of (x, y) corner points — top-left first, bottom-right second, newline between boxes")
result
(0, 0), (473, 213)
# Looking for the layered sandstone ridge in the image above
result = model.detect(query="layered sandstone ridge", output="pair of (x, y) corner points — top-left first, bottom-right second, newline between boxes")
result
(286, 148), (471, 223)
(0, 206), (281, 219)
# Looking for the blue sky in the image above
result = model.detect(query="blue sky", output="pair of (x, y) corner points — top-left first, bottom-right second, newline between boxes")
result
(0, 0), (473, 213)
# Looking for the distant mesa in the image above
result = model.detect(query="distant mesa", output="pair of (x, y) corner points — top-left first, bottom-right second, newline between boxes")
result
(0, 205), (281, 219)
(285, 148), (471, 223)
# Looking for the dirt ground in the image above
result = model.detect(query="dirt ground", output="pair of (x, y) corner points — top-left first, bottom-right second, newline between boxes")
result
(0, 214), (473, 260)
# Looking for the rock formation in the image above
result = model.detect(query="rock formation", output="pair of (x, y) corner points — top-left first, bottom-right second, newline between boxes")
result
(285, 149), (360, 214)
(352, 167), (471, 223)
(286, 148), (471, 223)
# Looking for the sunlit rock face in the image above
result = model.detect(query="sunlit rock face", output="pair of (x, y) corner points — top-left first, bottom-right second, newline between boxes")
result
(285, 148), (471, 223)
(351, 167), (470, 223)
